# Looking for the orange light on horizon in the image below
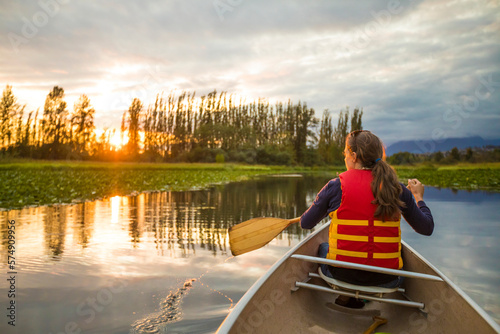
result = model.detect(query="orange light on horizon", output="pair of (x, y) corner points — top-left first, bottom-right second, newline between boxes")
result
(110, 130), (128, 149)
(94, 128), (128, 150)
(93, 129), (153, 151)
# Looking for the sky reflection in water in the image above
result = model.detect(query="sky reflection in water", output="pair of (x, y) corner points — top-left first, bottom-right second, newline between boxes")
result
(0, 175), (499, 333)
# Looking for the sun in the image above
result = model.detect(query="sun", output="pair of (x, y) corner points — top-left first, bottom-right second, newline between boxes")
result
(109, 130), (127, 149)
(94, 128), (128, 150)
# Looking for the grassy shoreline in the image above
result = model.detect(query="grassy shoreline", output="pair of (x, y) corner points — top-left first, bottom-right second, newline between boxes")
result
(394, 162), (500, 191)
(1, 161), (498, 210)
(0, 161), (324, 210)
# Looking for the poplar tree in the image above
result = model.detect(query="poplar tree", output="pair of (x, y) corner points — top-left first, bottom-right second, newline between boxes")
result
(42, 86), (68, 158)
(318, 109), (334, 164)
(71, 94), (95, 156)
(350, 107), (363, 132)
(126, 98), (143, 158)
(0, 85), (21, 148)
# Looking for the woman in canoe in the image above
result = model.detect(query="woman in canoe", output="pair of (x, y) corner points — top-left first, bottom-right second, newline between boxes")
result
(300, 130), (434, 308)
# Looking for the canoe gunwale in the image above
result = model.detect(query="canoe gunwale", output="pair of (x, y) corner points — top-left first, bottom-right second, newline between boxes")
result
(217, 222), (330, 333)
(217, 222), (500, 333)
(402, 241), (500, 333)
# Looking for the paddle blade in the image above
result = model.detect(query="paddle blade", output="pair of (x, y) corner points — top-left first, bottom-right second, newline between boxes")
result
(229, 217), (292, 256)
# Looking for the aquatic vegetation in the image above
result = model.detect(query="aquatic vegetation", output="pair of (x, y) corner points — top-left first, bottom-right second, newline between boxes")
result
(394, 163), (500, 191)
(0, 162), (306, 209)
(1, 161), (498, 210)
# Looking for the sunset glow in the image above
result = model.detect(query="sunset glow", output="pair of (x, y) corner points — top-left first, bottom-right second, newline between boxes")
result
(110, 130), (127, 149)
(94, 128), (128, 150)
(1, 1), (498, 145)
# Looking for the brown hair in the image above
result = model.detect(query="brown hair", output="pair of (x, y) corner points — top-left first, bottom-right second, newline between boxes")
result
(346, 130), (404, 221)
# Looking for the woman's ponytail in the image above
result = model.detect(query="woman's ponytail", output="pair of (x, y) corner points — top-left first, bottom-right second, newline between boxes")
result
(370, 159), (404, 221)
(346, 131), (404, 221)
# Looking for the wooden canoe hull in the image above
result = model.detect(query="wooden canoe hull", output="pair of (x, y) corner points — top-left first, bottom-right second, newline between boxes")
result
(217, 223), (500, 334)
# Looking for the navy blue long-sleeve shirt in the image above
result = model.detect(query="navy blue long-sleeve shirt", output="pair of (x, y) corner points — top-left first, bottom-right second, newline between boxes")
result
(300, 178), (434, 236)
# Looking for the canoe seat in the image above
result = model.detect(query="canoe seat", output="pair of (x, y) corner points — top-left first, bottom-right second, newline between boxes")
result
(290, 254), (443, 310)
(316, 267), (401, 298)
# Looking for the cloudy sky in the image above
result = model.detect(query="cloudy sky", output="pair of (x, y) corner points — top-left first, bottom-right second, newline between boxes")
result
(1, 0), (499, 145)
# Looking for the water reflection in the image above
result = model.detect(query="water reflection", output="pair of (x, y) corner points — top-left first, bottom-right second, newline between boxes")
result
(1, 175), (323, 261)
(0, 174), (331, 334)
(0, 175), (498, 334)
(402, 187), (500, 324)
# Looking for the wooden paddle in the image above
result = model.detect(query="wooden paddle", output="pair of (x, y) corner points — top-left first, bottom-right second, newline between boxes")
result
(363, 316), (388, 334)
(229, 217), (301, 256)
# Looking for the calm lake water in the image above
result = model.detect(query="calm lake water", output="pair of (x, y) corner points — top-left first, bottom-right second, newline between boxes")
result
(1, 175), (499, 333)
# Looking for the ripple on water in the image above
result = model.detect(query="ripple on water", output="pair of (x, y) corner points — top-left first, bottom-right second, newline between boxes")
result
(131, 278), (196, 334)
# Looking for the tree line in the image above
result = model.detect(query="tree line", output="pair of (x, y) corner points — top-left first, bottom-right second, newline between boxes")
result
(0, 85), (364, 165)
(388, 146), (500, 165)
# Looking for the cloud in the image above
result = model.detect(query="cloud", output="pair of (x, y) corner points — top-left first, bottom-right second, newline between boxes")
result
(0, 0), (499, 143)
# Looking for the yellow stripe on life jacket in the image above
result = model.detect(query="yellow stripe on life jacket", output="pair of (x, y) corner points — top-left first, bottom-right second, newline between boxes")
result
(373, 220), (400, 227)
(373, 236), (401, 243)
(330, 232), (368, 242)
(372, 252), (401, 259)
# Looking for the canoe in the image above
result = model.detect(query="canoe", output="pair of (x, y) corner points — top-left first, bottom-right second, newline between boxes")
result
(217, 222), (500, 334)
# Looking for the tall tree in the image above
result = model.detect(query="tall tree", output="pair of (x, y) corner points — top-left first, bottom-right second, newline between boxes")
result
(350, 107), (363, 132)
(0, 85), (368, 165)
(332, 107), (350, 162)
(318, 109), (334, 164)
(465, 147), (473, 161)
(71, 94), (95, 156)
(0, 85), (22, 148)
(449, 147), (460, 161)
(126, 98), (143, 157)
(42, 86), (68, 158)
(293, 101), (317, 163)
(14, 106), (24, 147)
(120, 111), (127, 151)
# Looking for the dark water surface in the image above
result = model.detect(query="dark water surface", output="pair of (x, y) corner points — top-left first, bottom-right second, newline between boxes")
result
(0, 175), (499, 333)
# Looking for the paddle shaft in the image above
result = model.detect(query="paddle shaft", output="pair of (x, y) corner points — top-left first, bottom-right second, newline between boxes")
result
(363, 316), (388, 334)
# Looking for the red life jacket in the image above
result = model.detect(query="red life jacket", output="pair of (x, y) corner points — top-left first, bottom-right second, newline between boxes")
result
(326, 169), (403, 269)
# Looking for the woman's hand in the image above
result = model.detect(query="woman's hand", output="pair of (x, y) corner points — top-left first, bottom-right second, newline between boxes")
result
(407, 179), (424, 202)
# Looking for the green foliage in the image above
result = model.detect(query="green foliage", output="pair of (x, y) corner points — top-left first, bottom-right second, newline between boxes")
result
(1, 86), (325, 165)
(302, 147), (322, 167)
(318, 110), (334, 164)
(215, 153), (225, 164)
(71, 94), (95, 156)
(42, 86), (68, 156)
(138, 91), (319, 165)
(390, 146), (500, 166)
(333, 108), (349, 156)
(350, 107), (363, 132)
(179, 147), (226, 163)
(2, 161), (498, 209)
(0, 85), (21, 148)
(255, 145), (293, 165)
(317, 107), (364, 165)
(0, 162), (305, 209)
(395, 164), (500, 191)
(449, 147), (461, 161)
(124, 98), (143, 158)
(388, 151), (418, 165)
(227, 149), (257, 164)
(465, 147), (474, 161)
(433, 151), (444, 163)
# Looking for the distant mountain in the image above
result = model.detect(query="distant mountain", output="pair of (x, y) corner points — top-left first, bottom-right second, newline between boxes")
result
(386, 136), (500, 156)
